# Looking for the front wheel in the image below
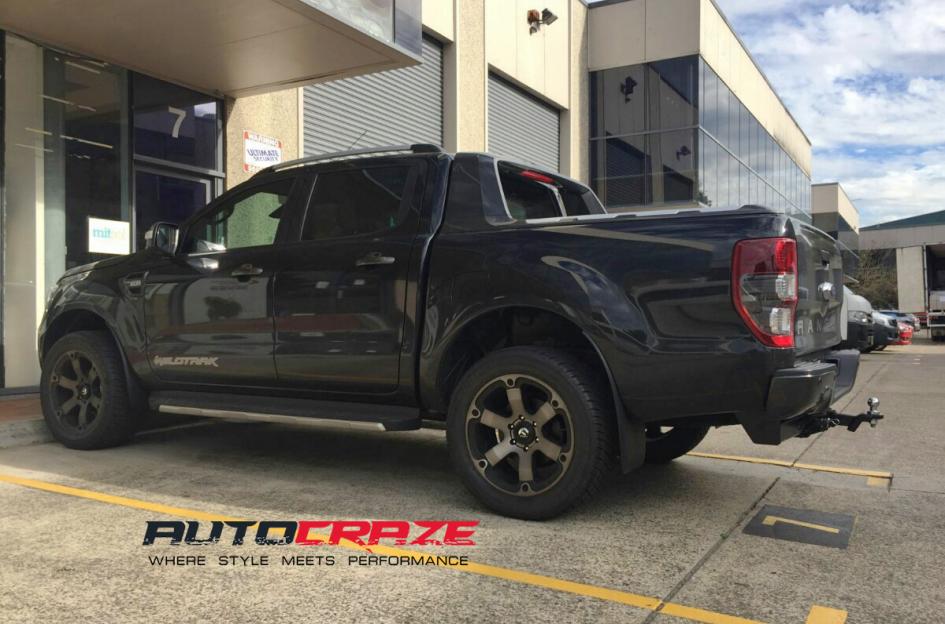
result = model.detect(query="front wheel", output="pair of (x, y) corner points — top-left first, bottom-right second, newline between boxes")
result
(643, 425), (709, 463)
(40, 331), (135, 450)
(446, 347), (615, 520)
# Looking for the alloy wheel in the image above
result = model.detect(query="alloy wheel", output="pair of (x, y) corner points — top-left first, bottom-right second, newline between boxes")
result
(465, 374), (573, 497)
(47, 350), (103, 432)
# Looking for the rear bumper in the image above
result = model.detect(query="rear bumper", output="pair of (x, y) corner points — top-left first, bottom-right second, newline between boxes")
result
(741, 349), (860, 444)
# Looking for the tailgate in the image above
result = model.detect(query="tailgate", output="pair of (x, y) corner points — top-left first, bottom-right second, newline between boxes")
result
(794, 220), (844, 356)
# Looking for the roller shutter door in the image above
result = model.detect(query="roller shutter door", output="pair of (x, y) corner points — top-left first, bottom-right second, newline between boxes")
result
(303, 36), (443, 155)
(488, 74), (560, 171)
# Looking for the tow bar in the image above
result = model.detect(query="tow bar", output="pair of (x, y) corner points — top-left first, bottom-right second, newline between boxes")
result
(800, 397), (883, 437)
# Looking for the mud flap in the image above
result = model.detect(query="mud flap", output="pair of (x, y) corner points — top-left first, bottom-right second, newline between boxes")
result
(584, 335), (646, 473)
(616, 412), (646, 473)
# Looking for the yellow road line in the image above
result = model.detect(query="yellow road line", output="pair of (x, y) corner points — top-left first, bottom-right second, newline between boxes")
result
(791, 462), (891, 479)
(806, 605), (848, 623)
(687, 452), (892, 480)
(866, 476), (890, 488)
(762, 515), (839, 534)
(689, 452), (794, 468)
(1, 471), (812, 624)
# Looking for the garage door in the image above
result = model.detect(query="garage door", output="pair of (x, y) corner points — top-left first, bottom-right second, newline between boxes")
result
(303, 36), (443, 155)
(488, 74), (560, 172)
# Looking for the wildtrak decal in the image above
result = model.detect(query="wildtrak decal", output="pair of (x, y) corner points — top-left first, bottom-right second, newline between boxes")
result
(153, 356), (220, 367)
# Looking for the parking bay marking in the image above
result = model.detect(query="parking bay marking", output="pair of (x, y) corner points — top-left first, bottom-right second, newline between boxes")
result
(744, 505), (855, 549)
(762, 515), (839, 534)
(0, 471), (846, 624)
(687, 451), (893, 486)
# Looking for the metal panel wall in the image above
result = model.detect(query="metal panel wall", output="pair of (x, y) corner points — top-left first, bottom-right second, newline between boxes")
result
(303, 36), (443, 155)
(487, 74), (560, 171)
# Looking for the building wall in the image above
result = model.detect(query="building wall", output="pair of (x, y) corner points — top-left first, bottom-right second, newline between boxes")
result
(812, 183), (859, 232)
(585, 0), (810, 177)
(588, 0), (700, 70)
(224, 89), (300, 190)
(291, 0), (590, 178)
(699, 0), (810, 176)
(897, 246), (927, 313)
(485, 0), (570, 108)
(860, 225), (945, 250)
(422, 0), (455, 41)
(563, 0), (589, 180)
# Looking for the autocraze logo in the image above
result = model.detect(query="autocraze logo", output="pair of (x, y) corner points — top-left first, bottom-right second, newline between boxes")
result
(152, 356), (219, 367)
(143, 520), (479, 546)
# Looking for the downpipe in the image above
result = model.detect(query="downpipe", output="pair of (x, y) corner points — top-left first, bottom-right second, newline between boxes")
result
(798, 397), (883, 437)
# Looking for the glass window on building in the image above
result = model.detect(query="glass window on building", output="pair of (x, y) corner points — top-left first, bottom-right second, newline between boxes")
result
(132, 73), (222, 247)
(2, 33), (129, 387)
(1, 31), (222, 389)
(590, 55), (698, 210)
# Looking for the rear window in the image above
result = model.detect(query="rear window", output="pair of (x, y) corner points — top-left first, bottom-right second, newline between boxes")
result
(497, 162), (605, 221)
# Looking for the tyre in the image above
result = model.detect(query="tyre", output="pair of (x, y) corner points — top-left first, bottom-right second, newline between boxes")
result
(643, 425), (709, 464)
(40, 331), (135, 450)
(446, 347), (615, 520)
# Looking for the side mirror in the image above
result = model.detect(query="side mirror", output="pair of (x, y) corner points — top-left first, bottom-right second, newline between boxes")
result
(144, 222), (179, 254)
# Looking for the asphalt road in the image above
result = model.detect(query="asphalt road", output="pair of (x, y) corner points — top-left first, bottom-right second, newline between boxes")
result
(1, 338), (943, 623)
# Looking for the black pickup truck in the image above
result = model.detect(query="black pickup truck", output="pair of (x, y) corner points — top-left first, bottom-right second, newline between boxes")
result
(39, 144), (881, 519)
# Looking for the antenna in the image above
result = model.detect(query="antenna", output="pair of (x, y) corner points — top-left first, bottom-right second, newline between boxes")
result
(346, 129), (367, 151)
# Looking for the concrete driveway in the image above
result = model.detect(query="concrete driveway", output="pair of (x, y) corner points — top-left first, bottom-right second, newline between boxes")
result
(1, 339), (943, 623)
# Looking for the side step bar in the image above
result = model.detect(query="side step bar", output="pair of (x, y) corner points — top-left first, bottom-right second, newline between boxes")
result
(149, 391), (422, 432)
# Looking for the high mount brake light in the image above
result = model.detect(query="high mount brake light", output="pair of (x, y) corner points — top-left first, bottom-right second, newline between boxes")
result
(732, 237), (798, 348)
(520, 170), (556, 185)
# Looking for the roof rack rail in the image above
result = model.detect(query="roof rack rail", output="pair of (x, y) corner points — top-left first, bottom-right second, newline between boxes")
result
(258, 143), (443, 174)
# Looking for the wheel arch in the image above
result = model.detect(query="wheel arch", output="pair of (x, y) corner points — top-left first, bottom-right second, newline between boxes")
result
(425, 304), (643, 472)
(41, 307), (146, 409)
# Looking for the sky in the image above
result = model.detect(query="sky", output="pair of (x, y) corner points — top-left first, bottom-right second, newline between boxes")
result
(712, 0), (945, 226)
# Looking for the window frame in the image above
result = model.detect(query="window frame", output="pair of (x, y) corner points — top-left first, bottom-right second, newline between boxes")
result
(177, 170), (304, 256)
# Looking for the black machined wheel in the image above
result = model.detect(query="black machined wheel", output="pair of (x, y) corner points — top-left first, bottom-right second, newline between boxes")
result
(465, 374), (573, 497)
(40, 331), (134, 450)
(643, 424), (709, 464)
(447, 347), (616, 520)
(47, 350), (104, 433)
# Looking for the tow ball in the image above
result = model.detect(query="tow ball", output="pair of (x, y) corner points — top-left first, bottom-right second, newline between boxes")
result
(801, 397), (883, 436)
(833, 397), (884, 432)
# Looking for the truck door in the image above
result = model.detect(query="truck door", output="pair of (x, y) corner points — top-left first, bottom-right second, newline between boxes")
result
(273, 159), (423, 394)
(144, 173), (303, 386)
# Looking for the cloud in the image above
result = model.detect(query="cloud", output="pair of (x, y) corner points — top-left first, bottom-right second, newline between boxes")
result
(715, 0), (945, 226)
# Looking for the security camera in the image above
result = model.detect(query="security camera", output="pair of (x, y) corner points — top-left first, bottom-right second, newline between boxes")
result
(527, 8), (559, 34)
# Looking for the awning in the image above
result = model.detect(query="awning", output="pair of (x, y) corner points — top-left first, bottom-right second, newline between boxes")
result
(0, 0), (420, 97)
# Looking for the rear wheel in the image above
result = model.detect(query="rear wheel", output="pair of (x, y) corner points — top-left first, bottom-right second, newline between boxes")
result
(446, 347), (615, 520)
(40, 331), (135, 450)
(643, 425), (709, 463)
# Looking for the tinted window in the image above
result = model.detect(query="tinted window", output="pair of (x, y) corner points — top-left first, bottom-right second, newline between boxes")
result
(498, 165), (562, 220)
(303, 166), (411, 240)
(183, 178), (294, 253)
(499, 162), (604, 220)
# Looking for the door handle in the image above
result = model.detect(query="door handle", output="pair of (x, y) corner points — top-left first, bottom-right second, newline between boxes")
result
(355, 252), (396, 267)
(231, 263), (263, 277)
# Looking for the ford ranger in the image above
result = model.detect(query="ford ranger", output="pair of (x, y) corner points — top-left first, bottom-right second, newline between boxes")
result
(39, 144), (881, 519)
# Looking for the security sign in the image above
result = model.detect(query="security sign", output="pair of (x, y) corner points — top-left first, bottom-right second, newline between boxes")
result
(243, 131), (283, 172)
(743, 505), (855, 549)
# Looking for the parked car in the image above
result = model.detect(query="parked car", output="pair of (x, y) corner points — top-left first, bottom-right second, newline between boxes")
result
(841, 287), (873, 352)
(877, 310), (919, 329)
(871, 311), (899, 351)
(37, 145), (882, 519)
(893, 322), (914, 346)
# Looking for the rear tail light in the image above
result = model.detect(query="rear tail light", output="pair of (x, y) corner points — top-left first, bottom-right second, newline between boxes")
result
(732, 237), (797, 348)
